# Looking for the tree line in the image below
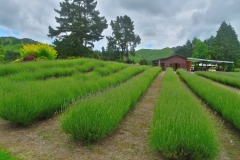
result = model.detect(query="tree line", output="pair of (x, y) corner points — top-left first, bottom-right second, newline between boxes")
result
(173, 21), (240, 67)
(48, 0), (141, 63)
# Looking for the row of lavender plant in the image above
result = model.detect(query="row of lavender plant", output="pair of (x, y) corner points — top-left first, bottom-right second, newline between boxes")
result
(61, 67), (161, 144)
(0, 58), (92, 76)
(150, 68), (219, 159)
(0, 59), (127, 82)
(0, 62), (146, 125)
(178, 69), (240, 130)
(195, 71), (240, 88)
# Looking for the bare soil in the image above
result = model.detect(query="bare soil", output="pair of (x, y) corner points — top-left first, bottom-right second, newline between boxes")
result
(179, 74), (240, 160)
(0, 73), (165, 160)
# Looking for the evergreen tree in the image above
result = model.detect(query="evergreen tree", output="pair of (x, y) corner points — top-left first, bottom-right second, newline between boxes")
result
(191, 37), (200, 48)
(48, 0), (108, 57)
(175, 39), (193, 57)
(185, 39), (193, 57)
(211, 21), (240, 62)
(0, 41), (4, 61)
(107, 15), (141, 62)
(204, 36), (215, 49)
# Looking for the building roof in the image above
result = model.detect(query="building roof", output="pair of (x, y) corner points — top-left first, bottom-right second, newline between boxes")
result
(152, 54), (186, 62)
(152, 55), (234, 64)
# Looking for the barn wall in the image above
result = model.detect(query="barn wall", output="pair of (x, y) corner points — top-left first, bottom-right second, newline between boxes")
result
(160, 56), (187, 71)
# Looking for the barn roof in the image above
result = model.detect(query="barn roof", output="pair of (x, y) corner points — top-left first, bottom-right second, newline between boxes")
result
(152, 55), (234, 64)
(152, 54), (186, 62)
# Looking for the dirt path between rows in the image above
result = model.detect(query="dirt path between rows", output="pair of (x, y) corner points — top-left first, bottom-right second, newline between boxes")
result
(0, 73), (164, 160)
(179, 74), (240, 160)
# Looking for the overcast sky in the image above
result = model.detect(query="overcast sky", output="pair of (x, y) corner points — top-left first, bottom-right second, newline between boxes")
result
(0, 0), (240, 50)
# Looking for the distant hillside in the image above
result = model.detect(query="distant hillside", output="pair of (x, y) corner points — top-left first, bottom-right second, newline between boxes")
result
(0, 37), (38, 52)
(130, 48), (174, 64)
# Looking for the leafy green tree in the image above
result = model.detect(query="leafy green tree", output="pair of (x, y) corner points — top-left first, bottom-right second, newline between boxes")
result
(48, 0), (108, 57)
(192, 40), (208, 59)
(210, 21), (240, 62)
(107, 15), (141, 62)
(0, 41), (4, 61)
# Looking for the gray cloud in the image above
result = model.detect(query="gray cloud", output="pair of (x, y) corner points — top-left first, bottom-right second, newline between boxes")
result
(0, 0), (240, 50)
(0, 0), (59, 42)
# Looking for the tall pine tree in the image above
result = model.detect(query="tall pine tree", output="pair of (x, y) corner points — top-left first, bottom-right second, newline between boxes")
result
(210, 21), (240, 62)
(48, 0), (108, 58)
(107, 15), (141, 62)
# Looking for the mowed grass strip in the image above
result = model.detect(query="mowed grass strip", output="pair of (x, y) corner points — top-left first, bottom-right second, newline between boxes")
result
(0, 64), (146, 126)
(195, 71), (240, 88)
(178, 69), (240, 130)
(61, 67), (161, 144)
(150, 68), (219, 160)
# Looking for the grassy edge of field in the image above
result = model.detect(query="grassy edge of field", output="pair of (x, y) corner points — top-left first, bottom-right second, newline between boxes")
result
(0, 148), (20, 160)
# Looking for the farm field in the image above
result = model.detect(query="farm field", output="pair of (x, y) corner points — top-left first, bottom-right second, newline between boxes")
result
(0, 59), (163, 160)
(178, 69), (240, 159)
(0, 59), (149, 125)
(1, 61), (240, 159)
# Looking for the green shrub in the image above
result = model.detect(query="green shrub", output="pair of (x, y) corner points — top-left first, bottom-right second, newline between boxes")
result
(20, 42), (57, 60)
(234, 68), (240, 72)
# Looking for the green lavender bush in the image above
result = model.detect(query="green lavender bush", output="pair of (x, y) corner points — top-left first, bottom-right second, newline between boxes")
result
(150, 68), (219, 159)
(195, 71), (240, 88)
(178, 69), (240, 130)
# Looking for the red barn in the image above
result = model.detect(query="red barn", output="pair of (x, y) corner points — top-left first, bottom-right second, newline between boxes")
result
(152, 55), (190, 71)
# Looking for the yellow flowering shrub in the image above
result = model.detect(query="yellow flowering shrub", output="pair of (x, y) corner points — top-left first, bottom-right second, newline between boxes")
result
(20, 43), (57, 60)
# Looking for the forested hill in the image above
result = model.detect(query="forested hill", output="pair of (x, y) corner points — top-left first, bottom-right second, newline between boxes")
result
(130, 48), (174, 64)
(0, 37), (38, 52)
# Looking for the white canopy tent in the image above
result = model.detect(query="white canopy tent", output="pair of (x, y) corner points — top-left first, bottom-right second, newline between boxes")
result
(187, 58), (234, 71)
